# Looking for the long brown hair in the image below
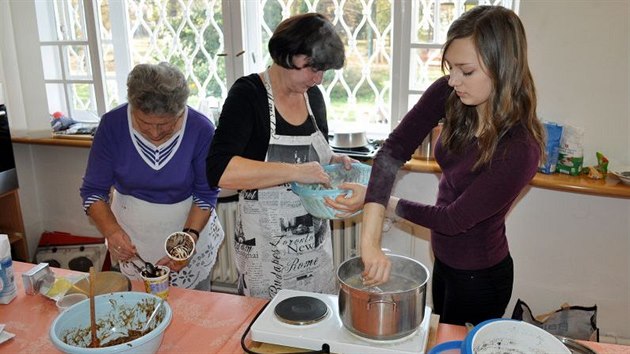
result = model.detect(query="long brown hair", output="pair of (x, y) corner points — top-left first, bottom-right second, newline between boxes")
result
(440, 6), (545, 169)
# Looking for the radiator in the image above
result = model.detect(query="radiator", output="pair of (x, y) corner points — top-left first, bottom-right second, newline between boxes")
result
(211, 200), (361, 293)
(331, 215), (362, 270)
(211, 201), (239, 293)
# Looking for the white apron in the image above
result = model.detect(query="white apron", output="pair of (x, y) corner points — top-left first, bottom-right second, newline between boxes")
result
(233, 70), (335, 299)
(113, 190), (224, 289)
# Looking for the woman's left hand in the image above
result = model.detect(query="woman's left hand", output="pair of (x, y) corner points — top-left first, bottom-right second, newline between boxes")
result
(325, 182), (366, 218)
(156, 255), (189, 272)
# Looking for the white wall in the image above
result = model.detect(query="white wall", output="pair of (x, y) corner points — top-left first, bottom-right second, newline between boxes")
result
(522, 0), (630, 168)
(1, 0), (629, 341)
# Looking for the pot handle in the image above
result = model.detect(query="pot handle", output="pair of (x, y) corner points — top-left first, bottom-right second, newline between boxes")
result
(367, 298), (397, 312)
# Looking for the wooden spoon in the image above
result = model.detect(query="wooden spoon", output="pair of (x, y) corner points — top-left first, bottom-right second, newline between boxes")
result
(89, 267), (100, 348)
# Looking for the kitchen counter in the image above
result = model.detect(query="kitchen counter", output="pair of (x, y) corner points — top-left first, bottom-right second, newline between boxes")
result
(2, 261), (629, 353)
(405, 158), (630, 199)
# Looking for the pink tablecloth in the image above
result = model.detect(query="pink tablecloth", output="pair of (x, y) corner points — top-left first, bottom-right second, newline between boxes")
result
(1, 261), (629, 353)
(0, 261), (267, 353)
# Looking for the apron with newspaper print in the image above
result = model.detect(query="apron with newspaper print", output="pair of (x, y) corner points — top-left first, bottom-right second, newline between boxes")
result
(234, 70), (334, 299)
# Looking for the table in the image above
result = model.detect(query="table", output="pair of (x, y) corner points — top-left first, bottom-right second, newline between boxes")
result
(2, 262), (629, 353)
(1, 262), (266, 353)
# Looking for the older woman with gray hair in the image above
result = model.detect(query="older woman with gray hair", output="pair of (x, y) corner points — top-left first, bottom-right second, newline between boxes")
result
(206, 13), (360, 299)
(80, 62), (224, 290)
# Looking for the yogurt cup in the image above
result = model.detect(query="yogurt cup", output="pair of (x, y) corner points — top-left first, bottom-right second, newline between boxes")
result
(164, 232), (196, 266)
(140, 265), (170, 300)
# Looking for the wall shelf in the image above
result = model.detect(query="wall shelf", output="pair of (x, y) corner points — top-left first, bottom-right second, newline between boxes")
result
(404, 158), (630, 199)
(12, 133), (630, 199)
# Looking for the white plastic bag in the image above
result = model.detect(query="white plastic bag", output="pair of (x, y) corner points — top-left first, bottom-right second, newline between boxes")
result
(556, 124), (584, 176)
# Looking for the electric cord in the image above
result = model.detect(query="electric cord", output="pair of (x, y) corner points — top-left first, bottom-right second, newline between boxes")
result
(240, 300), (331, 354)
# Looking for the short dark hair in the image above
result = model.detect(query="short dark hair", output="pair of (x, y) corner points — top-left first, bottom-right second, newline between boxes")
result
(268, 13), (345, 71)
(127, 62), (189, 117)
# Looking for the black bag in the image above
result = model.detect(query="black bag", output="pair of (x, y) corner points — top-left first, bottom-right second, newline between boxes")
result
(511, 298), (599, 341)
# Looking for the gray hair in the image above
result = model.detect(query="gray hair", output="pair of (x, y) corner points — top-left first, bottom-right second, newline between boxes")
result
(126, 62), (189, 116)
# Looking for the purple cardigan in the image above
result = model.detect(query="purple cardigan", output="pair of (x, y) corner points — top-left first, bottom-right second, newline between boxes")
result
(365, 77), (540, 270)
(80, 104), (219, 210)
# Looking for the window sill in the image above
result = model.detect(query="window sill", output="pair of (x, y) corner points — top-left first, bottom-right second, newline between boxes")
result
(11, 130), (93, 148)
(404, 157), (630, 199)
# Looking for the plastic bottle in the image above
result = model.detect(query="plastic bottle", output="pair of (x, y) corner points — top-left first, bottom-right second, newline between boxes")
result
(0, 234), (17, 304)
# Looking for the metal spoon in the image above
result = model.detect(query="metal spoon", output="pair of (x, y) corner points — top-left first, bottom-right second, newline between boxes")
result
(135, 253), (157, 277)
(140, 298), (164, 333)
(112, 298), (164, 340)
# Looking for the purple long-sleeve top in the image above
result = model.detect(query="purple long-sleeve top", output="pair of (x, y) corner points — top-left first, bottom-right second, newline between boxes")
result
(365, 77), (540, 270)
(80, 104), (219, 210)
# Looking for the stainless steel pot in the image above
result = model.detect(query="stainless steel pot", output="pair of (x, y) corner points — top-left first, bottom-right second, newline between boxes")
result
(330, 131), (368, 148)
(337, 254), (430, 340)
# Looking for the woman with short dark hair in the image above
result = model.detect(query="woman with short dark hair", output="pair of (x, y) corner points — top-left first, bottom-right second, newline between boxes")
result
(206, 13), (359, 299)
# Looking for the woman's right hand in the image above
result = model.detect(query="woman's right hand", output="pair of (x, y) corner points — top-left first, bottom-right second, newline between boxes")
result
(359, 202), (392, 286)
(106, 229), (136, 261)
(361, 244), (391, 286)
(293, 161), (331, 185)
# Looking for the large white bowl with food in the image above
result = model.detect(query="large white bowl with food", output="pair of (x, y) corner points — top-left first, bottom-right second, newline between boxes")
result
(49, 291), (172, 354)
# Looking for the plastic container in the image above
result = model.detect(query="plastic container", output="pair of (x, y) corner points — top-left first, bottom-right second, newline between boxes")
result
(0, 234), (17, 304)
(290, 163), (371, 220)
(56, 293), (88, 312)
(49, 291), (172, 353)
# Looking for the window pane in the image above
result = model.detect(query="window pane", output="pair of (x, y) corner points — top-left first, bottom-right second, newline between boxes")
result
(41, 46), (63, 80)
(409, 48), (443, 91)
(260, 0), (393, 134)
(37, 0), (88, 41)
(126, 0), (227, 107)
(64, 45), (92, 79)
(98, 0), (113, 41)
(66, 0), (88, 41)
(70, 83), (97, 116)
(413, 0), (437, 43)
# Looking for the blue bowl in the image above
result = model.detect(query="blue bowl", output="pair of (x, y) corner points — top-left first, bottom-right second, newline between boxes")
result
(291, 163), (371, 220)
(462, 318), (570, 354)
(49, 291), (172, 353)
(428, 340), (463, 354)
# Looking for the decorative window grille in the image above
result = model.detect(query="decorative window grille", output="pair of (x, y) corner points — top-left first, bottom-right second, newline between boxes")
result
(34, 0), (517, 133)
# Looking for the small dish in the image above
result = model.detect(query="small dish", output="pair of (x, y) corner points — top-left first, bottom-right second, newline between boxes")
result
(611, 171), (630, 186)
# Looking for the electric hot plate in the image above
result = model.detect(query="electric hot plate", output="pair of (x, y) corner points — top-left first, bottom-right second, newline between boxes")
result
(251, 289), (432, 354)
